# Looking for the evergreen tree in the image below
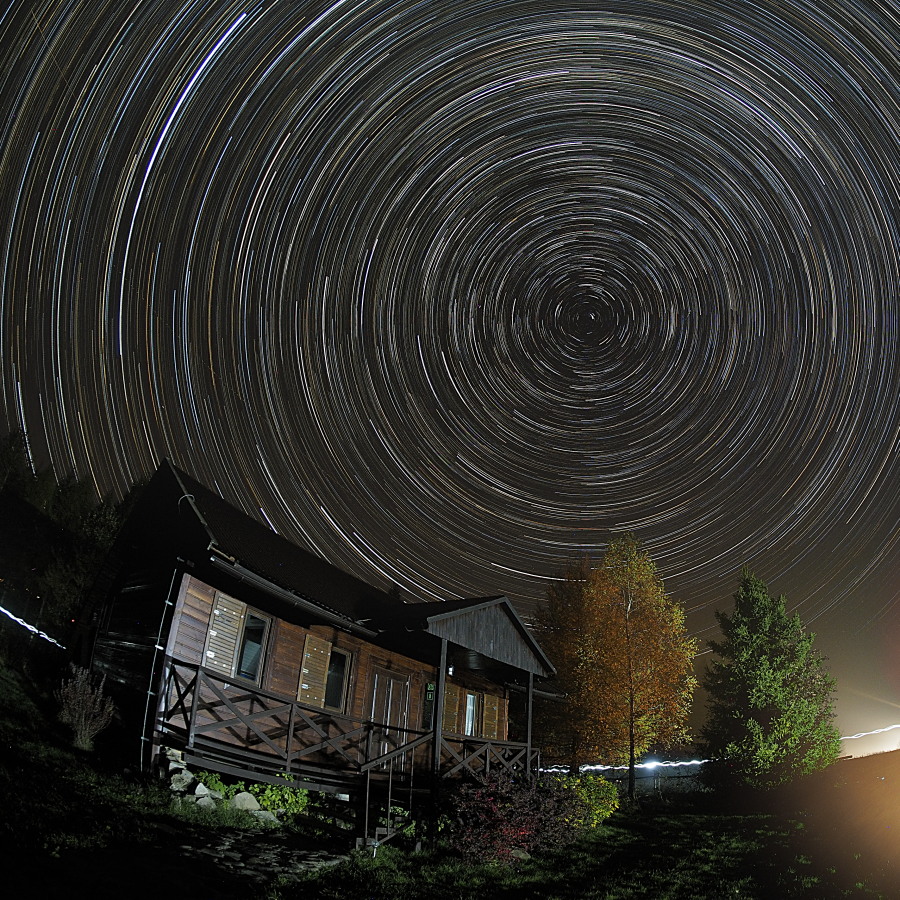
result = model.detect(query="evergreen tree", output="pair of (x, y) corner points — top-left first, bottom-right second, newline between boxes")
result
(701, 570), (841, 789)
(535, 535), (697, 797)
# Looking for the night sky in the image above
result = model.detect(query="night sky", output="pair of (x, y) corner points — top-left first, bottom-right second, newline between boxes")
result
(2, 0), (899, 746)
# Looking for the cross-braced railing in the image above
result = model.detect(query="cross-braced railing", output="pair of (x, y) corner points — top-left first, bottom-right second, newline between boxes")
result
(156, 658), (538, 785)
(439, 735), (540, 779)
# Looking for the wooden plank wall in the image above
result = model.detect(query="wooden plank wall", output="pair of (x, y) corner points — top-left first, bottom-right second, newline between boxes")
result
(166, 575), (509, 739)
(166, 574), (214, 665)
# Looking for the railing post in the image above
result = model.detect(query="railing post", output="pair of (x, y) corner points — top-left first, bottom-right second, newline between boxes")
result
(432, 638), (447, 778)
(525, 671), (534, 779)
(186, 665), (202, 751)
(285, 700), (296, 771)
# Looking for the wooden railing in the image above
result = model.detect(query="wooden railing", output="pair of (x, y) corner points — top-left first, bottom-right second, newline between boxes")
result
(156, 658), (538, 785)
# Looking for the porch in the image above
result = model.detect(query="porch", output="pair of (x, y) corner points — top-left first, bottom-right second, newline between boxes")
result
(154, 657), (540, 793)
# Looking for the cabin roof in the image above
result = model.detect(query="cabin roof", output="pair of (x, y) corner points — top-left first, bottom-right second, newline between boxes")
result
(388, 596), (555, 677)
(128, 460), (553, 677)
(157, 461), (393, 625)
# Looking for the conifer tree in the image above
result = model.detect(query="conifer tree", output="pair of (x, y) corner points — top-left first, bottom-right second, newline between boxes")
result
(701, 570), (841, 788)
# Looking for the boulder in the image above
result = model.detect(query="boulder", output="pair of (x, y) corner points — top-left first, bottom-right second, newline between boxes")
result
(251, 809), (279, 824)
(195, 795), (218, 810)
(229, 791), (261, 811)
(170, 771), (196, 792)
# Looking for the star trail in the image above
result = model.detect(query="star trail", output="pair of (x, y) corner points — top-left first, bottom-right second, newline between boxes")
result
(2, 1), (900, 726)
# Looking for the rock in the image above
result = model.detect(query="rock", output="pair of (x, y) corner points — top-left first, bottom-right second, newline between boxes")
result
(196, 795), (217, 809)
(170, 771), (196, 792)
(510, 847), (531, 861)
(251, 809), (279, 823)
(194, 781), (211, 797)
(229, 791), (261, 811)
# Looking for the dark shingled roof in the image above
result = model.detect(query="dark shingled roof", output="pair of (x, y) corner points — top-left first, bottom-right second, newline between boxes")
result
(159, 460), (398, 624)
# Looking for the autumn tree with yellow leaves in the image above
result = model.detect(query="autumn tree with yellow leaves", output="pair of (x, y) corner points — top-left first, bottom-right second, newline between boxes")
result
(535, 535), (697, 799)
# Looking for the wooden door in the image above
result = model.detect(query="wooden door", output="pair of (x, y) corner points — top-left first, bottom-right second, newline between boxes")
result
(369, 668), (409, 766)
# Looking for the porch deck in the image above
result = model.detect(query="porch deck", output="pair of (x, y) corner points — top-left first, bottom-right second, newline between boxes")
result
(155, 657), (539, 793)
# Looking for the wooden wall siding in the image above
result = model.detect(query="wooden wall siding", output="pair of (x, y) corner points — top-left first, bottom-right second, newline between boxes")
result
(167, 575), (214, 665)
(267, 619), (306, 698)
(297, 634), (331, 706)
(163, 576), (515, 741)
(306, 625), (431, 729)
(428, 604), (547, 675)
(202, 592), (244, 677)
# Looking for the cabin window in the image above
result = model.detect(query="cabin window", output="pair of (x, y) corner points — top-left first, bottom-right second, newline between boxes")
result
(441, 684), (504, 739)
(202, 592), (270, 685)
(324, 647), (351, 711)
(298, 634), (352, 713)
(235, 612), (269, 682)
(464, 691), (480, 736)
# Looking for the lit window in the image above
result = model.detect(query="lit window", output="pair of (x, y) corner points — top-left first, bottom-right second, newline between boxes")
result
(464, 692), (479, 736)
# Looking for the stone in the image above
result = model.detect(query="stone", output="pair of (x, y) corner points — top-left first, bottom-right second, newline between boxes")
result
(193, 782), (210, 797)
(510, 847), (531, 861)
(251, 809), (279, 823)
(229, 791), (261, 811)
(170, 771), (196, 792)
(196, 795), (217, 809)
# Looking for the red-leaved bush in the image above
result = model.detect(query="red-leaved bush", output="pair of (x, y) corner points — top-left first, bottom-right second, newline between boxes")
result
(441, 771), (587, 863)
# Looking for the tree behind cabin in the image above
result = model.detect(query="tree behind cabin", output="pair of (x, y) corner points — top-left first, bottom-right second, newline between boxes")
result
(701, 570), (841, 789)
(535, 535), (696, 797)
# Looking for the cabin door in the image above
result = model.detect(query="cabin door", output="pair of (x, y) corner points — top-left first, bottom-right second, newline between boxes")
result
(369, 668), (409, 768)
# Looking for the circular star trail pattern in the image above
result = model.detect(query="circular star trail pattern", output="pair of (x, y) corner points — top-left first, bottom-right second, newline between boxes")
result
(2, 0), (900, 639)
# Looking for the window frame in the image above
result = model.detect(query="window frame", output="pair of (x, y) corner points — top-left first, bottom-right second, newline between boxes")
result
(202, 592), (271, 687)
(233, 609), (271, 685)
(322, 646), (352, 713)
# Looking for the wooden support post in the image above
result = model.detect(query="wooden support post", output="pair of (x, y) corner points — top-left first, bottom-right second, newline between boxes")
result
(525, 671), (534, 778)
(433, 638), (447, 777)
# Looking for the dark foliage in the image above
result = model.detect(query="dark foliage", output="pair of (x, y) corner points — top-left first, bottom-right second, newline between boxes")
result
(441, 770), (586, 862)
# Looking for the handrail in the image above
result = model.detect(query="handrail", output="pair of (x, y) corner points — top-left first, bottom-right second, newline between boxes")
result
(158, 656), (538, 782)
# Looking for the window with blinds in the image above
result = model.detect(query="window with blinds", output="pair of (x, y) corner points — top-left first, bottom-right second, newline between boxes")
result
(297, 634), (351, 712)
(441, 683), (503, 739)
(202, 592), (270, 685)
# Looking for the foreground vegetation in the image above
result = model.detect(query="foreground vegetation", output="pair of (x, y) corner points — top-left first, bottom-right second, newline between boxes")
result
(2, 657), (897, 899)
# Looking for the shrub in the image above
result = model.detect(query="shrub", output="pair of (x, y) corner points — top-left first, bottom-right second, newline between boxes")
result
(195, 770), (309, 817)
(54, 664), (115, 751)
(441, 770), (586, 863)
(561, 773), (619, 828)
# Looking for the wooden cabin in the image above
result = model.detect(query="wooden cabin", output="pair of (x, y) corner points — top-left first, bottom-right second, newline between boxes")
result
(89, 461), (554, 830)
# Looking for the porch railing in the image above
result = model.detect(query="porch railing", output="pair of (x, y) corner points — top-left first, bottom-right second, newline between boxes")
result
(155, 658), (538, 785)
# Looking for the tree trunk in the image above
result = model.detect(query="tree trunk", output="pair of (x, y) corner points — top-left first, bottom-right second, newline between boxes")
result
(628, 694), (636, 800)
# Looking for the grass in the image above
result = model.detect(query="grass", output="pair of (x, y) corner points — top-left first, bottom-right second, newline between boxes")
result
(1, 656), (896, 899)
(281, 805), (883, 900)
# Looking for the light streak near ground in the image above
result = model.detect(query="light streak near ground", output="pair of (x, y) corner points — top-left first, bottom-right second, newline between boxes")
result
(0, 605), (66, 649)
(840, 724), (900, 741)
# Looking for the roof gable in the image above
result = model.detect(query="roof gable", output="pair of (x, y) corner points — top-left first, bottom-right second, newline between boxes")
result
(418, 597), (554, 677)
